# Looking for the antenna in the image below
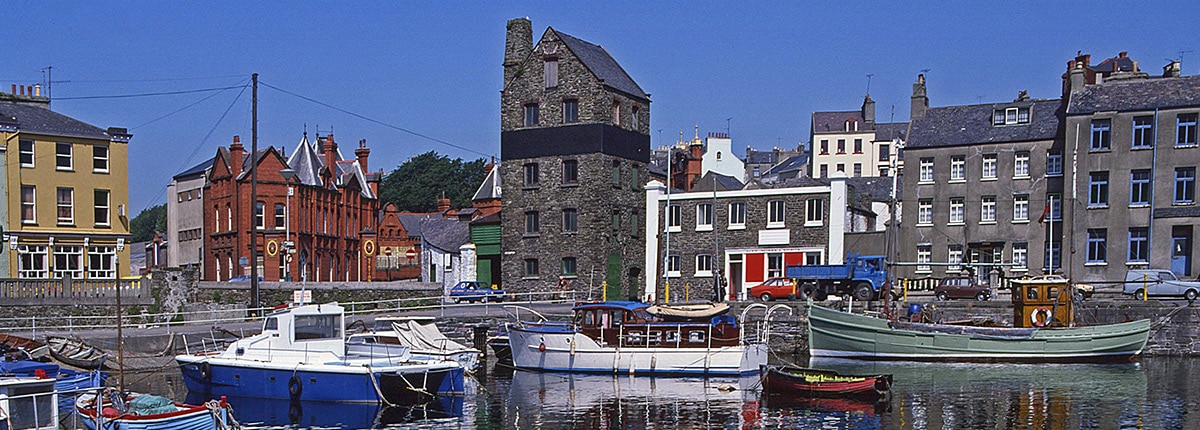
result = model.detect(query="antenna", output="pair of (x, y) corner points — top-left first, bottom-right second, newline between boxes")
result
(866, 74), (874, 94)
(726, 117), (732, 136)
(920, 68), (931, 74)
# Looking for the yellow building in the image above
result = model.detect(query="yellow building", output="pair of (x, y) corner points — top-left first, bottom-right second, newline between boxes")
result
(0, 85), (130, 279)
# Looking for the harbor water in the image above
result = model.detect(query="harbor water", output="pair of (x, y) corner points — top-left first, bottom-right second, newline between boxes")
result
(61, 355), (1200, 429)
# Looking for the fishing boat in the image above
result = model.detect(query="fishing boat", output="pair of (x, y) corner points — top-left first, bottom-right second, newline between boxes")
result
(808, 277), (1151, 363)
(176, 302), (465, 404)
(0, 360), (106, 414)
(75, 390), (237, 430)
(47, 335), (110, 370)
(0, 376), (58, 430)
(346, 316), (481, 370)
(759, 365), (891, 400)
(0, 333), (48, 361)
(507, 301), (768, 375)
(644, 301), (731, 321)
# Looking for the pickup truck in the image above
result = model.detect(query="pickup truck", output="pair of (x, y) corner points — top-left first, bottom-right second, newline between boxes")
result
(1123, 269), (1200, 301)
(448, 281), (507, 303)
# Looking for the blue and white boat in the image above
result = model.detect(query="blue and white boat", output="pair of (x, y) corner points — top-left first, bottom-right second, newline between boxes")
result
(0, 360), (106, 414)
(0, 376), (58, 430)
(175, 302), (465, 404)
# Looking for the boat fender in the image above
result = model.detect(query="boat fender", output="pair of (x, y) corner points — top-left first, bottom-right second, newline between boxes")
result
(288, 375), (303, 398)
(1031, 307), (1052, 327)
(288, 401), (302, 424)
(569, 339), (576, 356)
(538, 342), (546, 352)
(199, 362), (211, 380)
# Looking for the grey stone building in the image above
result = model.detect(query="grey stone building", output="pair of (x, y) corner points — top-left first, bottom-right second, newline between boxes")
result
(899, 74), (1065, 284)
(166, 157), (213, 268)
(1062, 52), (1200, 283)
(499, 18), (650, 300)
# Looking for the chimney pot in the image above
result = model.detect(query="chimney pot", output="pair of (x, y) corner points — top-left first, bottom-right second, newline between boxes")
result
(233, 135), (240, 143)
(10, 84), (15, 94)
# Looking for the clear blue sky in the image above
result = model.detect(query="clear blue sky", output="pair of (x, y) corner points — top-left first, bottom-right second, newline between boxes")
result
(3, 1), (1197, 214)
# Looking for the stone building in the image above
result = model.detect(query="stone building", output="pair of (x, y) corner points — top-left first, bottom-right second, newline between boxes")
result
(499, 18), (650, 300)
(166, 157), (212, 269)
(745, 146), (803, 182)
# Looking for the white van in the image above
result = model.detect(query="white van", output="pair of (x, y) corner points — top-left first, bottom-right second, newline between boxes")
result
(1123, 269), (1200, 301)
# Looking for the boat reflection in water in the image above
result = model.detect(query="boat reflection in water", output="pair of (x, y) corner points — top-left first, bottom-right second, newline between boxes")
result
(185, 393), (467, 429)
(503, 370), (759, 428)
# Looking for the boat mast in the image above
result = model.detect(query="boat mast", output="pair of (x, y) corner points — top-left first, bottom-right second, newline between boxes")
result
(885, 139), (902, 317)
(251, 73), (260, 315)
(115, 255), (124, 392)
(662, 141), (673, 304)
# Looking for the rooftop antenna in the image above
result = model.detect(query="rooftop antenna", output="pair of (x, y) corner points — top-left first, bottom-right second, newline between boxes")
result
(890, 104), (895, 123)
(921, 68), (931, 74)
(866, 73), (874, 94)
(726, 117), (732, 136)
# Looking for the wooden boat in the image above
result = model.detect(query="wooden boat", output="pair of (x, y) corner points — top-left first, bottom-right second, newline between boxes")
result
(47, 335), (110, 370)
(75, 390), (237, 430)
(644, 301), (731, 321)
(760, 365), (891, 400)
(808, 278), (1151, 363)
(0, 333), (48, 360)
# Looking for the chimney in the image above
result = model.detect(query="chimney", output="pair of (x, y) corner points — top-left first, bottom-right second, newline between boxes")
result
(504, 17), (533, 86)
(1016, 90), (1030, 102)
(355, 139), (370, 172)
(1068, 52), (1088, 95)
(229, 136), (245, 177)
(910, 74), (928, 120)
(437, 194), (452, 213)
(861, 94), (876, 126)
(1164, 60), (1182, 78)
(323, 134), (338, 170)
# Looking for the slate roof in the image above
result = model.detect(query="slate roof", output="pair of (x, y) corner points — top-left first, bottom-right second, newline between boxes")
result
(874, 122), (908, 142)
(1089, 55), (1137, 74)
(812, 110), (866, 134)
(554, 29), (649, 101)
(845, 176), (901, 202)
(284, 134), (374, 199)
(173, 156), (216, 181)
(397, 214), (470, 253)
(690, 171), (744, 192)
(1067, 75), (1200, 114)
(744, 149), (776, 165)
(472, 165), (502, 201)
(764, 154), (809, 176)
(907, 99), (1062, 149)
(0, 102), (112, 140)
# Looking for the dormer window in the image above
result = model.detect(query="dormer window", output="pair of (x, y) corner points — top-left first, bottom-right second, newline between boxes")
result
(994, 107), (1031, 125)
(844, 119), (858, 132)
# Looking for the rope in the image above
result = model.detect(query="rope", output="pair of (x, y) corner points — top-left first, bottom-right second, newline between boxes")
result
(206, 399), (241, 430)
(365, 365), (399, 407)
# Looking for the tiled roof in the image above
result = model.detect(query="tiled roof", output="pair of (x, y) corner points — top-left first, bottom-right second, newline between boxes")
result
(0, 102), (112, 140)
(812, 110), (866, 134)
(907, 99), (1062, 149)
(554, 29), (649, 101)
(874, 122), (908, 142)
(1067, 75), (1200, 114)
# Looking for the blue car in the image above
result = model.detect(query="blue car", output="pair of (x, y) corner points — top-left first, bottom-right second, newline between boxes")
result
(448, 281), (506, 303)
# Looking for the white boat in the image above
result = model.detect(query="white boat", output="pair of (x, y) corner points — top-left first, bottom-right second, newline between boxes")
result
(0, 376), (58, 430)
(507, 301), (769, 375)
(346, 316), (481, 370)
(176, 302), (465, 404)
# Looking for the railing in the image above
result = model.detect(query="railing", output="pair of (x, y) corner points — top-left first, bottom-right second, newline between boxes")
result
(0, 276), (151, 305)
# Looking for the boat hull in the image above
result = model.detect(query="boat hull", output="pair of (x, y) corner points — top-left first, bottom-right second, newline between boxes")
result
(807, 304), (1151, 363)
(77, 399), (231, 430)
(507, 325), (766, 375)
(760, 365), (890, 399)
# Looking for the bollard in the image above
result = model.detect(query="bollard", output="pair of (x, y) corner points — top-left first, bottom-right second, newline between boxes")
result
(473, 324), (490, 358)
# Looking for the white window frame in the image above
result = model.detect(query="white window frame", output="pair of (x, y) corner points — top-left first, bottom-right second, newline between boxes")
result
(805, 198), (824, 226)
(21, 185), (36, 225)
(981, 154), (997, 179)
(919, 158), (934, 183)
(57, 187), (74, 225)
(695, 254), (713, 277)
(917, 199), (933, 225)
(666, 255), (681, 278)
(19, 139), (34, 168)
(18, 245), (49, 279)
(695, 203), (713, 231)
(728, 202), (746, 230)
(950, 155), (966, 181)
(949, 197), (964, 224)
(1014, 152), (1030, 178)
(980, 196), (996, 223)
(56, 142), (73, 170)
(88, 246), (117, 279)
(947, 245), (963, 273)
(767, 200), (785, 228)
(916, 244), (932, 273)
(1012, 243), (1028, 271)
(1013, 194), (1029, 222)
(52, 245), (84, 279)
(667, 204), (681, 232)
(93, 145), (110, 173)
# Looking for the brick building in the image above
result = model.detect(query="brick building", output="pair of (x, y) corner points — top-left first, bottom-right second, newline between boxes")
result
(500, 18), (650, 300)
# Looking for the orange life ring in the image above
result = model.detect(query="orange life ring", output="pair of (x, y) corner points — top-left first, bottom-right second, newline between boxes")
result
(1030, 306), (1052, 327)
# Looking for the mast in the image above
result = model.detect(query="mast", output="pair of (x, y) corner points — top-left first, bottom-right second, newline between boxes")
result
(662, 144), (672, 303)
(712, 173), (721, 301)
(115, 255), (124, 392)
(884, 138), (902, 317)
(251, 73), (260, 314)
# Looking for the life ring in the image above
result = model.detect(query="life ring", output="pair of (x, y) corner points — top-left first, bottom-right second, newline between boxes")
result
(558, 278), (569, 290)
(199, 362), (211, 380)
(288, 375), (303, 398)
(1030, 307), (1052, 327)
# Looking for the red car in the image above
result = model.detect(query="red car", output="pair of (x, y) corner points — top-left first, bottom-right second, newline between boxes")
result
(748, 277), (798, 301)
(934, 276), (991, 301)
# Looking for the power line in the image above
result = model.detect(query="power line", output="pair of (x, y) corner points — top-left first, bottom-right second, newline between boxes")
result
(131, 79), (250, 130)
(55, 85), (246, 100)
(259, 81), (494, 159)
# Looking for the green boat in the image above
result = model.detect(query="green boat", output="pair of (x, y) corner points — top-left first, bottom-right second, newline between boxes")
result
(808, 278), (1151, 363)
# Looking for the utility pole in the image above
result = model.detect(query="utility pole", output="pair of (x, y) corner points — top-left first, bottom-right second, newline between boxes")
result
(251, 73), (260, 315)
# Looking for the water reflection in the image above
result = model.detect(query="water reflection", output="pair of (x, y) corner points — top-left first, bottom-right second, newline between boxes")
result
(183, 393), (465, 429)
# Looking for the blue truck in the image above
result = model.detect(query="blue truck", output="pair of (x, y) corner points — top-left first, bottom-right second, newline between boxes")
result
(784, 253), (889, 301)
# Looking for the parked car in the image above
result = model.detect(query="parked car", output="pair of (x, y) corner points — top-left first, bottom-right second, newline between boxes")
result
(228, 275), (264, 282)
(748, 277), (797, 302)
(934, 276), (991, 301)
(1123, 269), (1200, 301)
(448, 281), (506, 303)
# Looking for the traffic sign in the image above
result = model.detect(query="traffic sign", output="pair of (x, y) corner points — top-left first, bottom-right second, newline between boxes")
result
(406, 248), (417, 259)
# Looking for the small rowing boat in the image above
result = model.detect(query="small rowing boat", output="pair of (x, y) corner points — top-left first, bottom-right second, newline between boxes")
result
(0, 333), (48, 361)
(47, 335), (110, 370)
(760, 365), (892, 399)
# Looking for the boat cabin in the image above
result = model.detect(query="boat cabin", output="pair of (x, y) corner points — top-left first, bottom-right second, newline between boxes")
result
(255, 302), (346, 353)
(1009, 278), (1075, 328)
(570, 301), (741, 348)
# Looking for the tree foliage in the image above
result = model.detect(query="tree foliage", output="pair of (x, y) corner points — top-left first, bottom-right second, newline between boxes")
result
(379, 151), (488, 212)
(130, 204), (167, 242)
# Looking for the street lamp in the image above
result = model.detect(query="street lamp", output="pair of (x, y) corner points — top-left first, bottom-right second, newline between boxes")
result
(280, 169), (298, 282)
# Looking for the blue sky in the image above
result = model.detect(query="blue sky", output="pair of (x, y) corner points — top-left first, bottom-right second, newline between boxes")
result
(4, 1), (1197, 213)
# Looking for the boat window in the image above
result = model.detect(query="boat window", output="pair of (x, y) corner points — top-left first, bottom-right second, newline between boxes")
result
(648, 331), (662, 344)
(600, 311), (612, 329)
(372, 320), (393, 331)
(582, 310), (595, 327)
(1026, 287), (1039, 300)
(689, 331), (706, 343)
(665, 330), (680, 343)
(294, 314), (341, 341)
(1049, 287), (1060, 300)
(263, 317), (278, 331)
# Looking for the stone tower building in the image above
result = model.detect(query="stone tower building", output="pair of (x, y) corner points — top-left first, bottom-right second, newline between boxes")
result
(500, 18), (650, 300)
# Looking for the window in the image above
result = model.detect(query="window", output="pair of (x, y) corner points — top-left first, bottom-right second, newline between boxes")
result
(767, 200), (785, 228)
(880, 167), (890, 177)
(1178, 113), (1198, 146)
(1129, 228), (1149, 263)
(612, 100), (621, 126)
(820, 140), (829, 154)
(853, 139), (863, 153)
(611, 209), (621, 233)
(17, 245), (48, 279)
(1089, 171), (1109, 207)
(948, 245), (963, 273)
(1132, 116), (1154, 149)
(1048, 193), (1063, 221)
(612, 161), (621, 187)
(629, 167), (639, 189)
(919, 158), (934, 182)
(845, 120), (858, 131)
(917, 199), (933, 224)
(1131, 170), (1151, 206)
(696, 203), (713, 230)
(729, 202), (746, 228)
(52, 245), (84, 279)
(819, 165), (828, 178)
(1045, 241), (1061, 271)
(667, 204), (681, 231)
(562, 99), (578, 123)
(525, 211), (540, 235)
(94, 189), (110, 227)
(754, 166), (762, 178)
(695, 254), (713, 277)
(836, 163), (845, 173)
(562, 160), (578, 184)
(1014, 151), (1030, 178)
(994, 107), (1030, 125)
(917, 245), (932, 272)
(1175, 167), (1195, 204)
(275, 204), (285, 229)
(981, 196), (996, 222)
(1090, 119), (1111, 150)
(837, 139), (846, 154)
(767, 253), (784, 278)
(1013, 194), (1029, 221)
(666, 255), (681, 276)
(21, 185), (35, 224)
(561, 257), (576, 276)
(57, 188), (73, 225)
(981, 154), (997, 179)
(1086, 229), (1107, 263)
(523, 103), (539, 127)
(19, 139), (34, 167)
(56, 142), (72, 170)
(523, 163), (539, 186)
(879, 144), (890, 161)
(631, 106), (640, 128)
(226, 205), (232, 232)
(853, 163), (862, 177)
(92, 145), (110, 172)
(255, 202), (266, 229)
(544, 59), (558, 88)
(1012, 243), (1028, 270)
(949, 197), (964, 224)
(1046, 151), (1063, 176)
(950, 155), (965, 181)
(87, 246), (116, 279)
(524, 259), (539, 277)
(562, 209), (577, 233)
(806, 198), (824, 226)
(630, 211), (639, 236)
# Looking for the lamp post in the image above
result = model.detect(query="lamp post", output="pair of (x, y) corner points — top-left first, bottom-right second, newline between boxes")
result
(280, 169), (297, 282)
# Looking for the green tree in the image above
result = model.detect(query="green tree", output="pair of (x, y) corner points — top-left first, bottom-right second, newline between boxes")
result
(379, 151), (488, 212)
(130, 204), (166, 242)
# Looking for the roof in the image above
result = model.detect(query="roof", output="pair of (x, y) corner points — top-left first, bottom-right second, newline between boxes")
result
(174, 156), (215, 181)
(812, 110), (867, 134)
(907, 99), (1062, 149)
(553, 29), (649, 101)
(874, 122), (908, 142)
(472, 165), (502, 201)
(845, 176), (901, 202)
(764, 154), (808, 176)
(397, 214), (470, 253)
(470, 212), (501, 226)
(284, 134), (375, 199)
(1067, 75), (1200, 114)
(1089, 54), (1137, 74)
(691, 171), (744, 192)
(0, 102), (112, 140)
